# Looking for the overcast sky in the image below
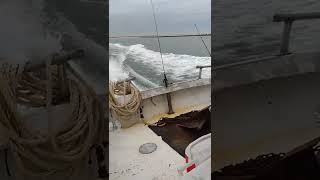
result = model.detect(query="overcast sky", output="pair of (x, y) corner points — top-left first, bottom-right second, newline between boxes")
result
(109, 0), (211, 35)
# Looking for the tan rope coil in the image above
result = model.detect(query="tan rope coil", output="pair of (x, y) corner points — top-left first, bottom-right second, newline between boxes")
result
(112, 81), (131, 95)
(0, 60), (104, 178)
(109, 81), (142, 128)
(16, 65), (68, 107)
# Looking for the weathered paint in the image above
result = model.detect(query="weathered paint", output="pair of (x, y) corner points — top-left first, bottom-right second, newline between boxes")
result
(141, 79), (211, 124)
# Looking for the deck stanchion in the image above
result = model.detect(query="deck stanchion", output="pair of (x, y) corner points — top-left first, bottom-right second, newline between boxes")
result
(280, 20), (293, 55)
(196, 65), (211, 79)
(199, 68), (202, 79)
(273, 12), (320, 55)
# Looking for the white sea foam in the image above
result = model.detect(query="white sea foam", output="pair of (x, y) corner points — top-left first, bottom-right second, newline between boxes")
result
(109, 43), (211, 87)
(109, 43), (130, 81)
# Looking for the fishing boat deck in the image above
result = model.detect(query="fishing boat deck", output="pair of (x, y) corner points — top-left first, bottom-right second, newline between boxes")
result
(109, 78), (211, 179)
(109, 123), (185, 180)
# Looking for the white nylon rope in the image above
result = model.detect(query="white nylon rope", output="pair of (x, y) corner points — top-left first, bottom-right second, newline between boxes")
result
(0, 59), (103, 178)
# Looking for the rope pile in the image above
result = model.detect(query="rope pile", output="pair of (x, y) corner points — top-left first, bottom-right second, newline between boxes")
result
(109, 81), (142, 128)
(0, 60), (104, 178)
(112, 81), (131, 95)
(16, 65), (69, 107)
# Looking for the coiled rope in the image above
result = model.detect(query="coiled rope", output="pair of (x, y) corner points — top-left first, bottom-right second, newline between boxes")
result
(15, 65), (67, 107)
(109, 81), (142, 128)
(0, 60), (104, 178)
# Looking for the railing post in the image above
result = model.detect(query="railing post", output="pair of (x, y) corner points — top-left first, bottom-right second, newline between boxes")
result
(166, 93), (174, 114)
(280, 20), (293, 55)
(198, 67), (203, 79)
(196, 65), (210, 79)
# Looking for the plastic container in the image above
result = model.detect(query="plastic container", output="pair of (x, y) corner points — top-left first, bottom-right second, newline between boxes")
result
(177, 133), (211, 179)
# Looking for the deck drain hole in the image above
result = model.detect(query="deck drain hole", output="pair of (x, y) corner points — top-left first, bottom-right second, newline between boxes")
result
(139, 143), (157, 154)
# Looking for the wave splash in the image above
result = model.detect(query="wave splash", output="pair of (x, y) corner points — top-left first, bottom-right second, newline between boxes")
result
(109, 43), (211, 90)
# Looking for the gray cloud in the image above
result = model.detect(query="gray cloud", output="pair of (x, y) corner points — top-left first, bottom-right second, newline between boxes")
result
(110, 0), (210, 35)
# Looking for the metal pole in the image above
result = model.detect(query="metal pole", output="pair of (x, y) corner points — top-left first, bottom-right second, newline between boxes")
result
(166, 93), (174, 114)
(109, 33), (211, 39)
(280, 21), (293, 55)
(199, 68), (203, 79)
(23, 50), (84, 72)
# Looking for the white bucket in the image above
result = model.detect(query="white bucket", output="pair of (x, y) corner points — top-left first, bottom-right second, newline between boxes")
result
(178, 133), (211, 179)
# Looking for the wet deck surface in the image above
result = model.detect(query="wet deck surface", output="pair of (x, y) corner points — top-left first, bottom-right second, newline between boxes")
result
(148, 108), (211, 156)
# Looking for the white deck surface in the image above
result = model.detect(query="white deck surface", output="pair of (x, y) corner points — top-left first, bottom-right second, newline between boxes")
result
(109, 123), (185, 180)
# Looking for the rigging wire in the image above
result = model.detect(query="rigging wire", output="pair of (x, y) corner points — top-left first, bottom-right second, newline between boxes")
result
(194, 24), (211, 56)
(150, 0), (169, 87)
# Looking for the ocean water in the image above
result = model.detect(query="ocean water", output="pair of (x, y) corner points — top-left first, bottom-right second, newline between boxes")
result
(109, 37), (211, 90)
(213, 0), (320, 65)
(0, 0), (107, 95)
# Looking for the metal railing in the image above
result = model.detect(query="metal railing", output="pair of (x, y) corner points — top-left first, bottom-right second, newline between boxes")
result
(273, 12), (320, 55)
(213, 12), (320, 70)
(196, 65), (211, 79)
(0, 50), (83, 77)
(109, 33), (211, 39)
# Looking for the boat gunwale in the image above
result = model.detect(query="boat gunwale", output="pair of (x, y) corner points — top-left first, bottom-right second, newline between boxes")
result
(140, 78), (211, 99)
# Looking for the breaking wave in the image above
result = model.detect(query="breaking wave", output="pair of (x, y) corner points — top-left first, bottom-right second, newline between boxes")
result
(109, 43), (211, 90)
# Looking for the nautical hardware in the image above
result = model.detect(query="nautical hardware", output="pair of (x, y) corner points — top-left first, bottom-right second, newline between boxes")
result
(196, 65), (211, 79)
(166, 93), (174, 114)
(109, 33), (211, 39)
(139, 143), (157, 154)
(273, 12), (320, 55)
(163, 75), (174, 114)
(23, 50), (84, 72)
